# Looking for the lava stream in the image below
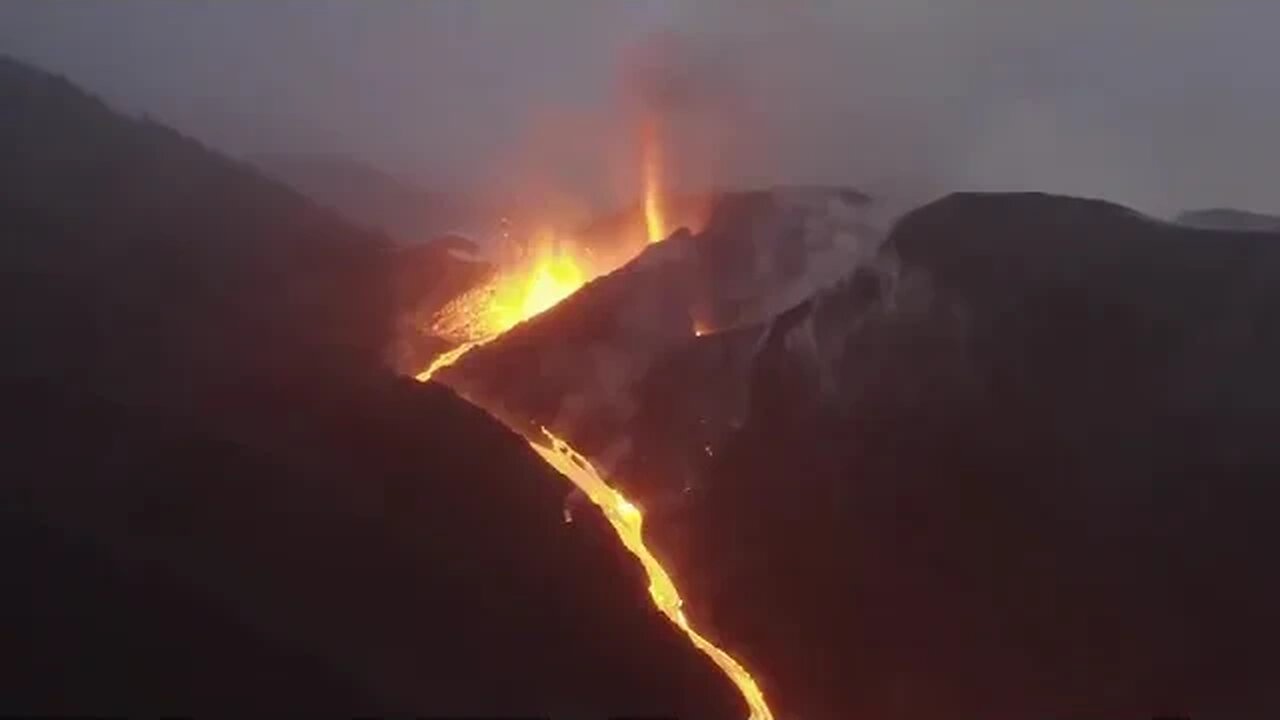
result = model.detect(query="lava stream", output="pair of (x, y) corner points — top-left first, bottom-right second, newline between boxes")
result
(415, 319), (775, 720)
(413, 340), (483, 383)
(529, 428), (774, 720)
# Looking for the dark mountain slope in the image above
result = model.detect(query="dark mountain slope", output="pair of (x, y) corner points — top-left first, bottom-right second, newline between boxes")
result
(0, 494), (370, 714)
(0, 56), (742, 718)
(672, 193), (1280, 719)
(2, 376), (742, 716)
(0, 56), (394, 405)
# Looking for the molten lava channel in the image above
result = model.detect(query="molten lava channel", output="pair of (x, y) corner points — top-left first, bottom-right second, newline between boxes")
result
(529, 429), (774, 720)
(416, 223), (774, 719)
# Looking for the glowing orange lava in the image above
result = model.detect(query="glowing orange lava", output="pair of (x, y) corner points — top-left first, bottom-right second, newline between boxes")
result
(419, 355), (777, 720)
(414, 340), (482, 383)
(427, 230), (588, 347)
(530, 428), (773, 720)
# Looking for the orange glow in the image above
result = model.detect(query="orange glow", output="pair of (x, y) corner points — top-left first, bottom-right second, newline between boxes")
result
(429, 230), (588, 346)
(529, 428), (774, 720)
(512, 248), (584, 320)
(641, 117), (667, 244)
(414, 340), (483, 382)
(418, 231), (588, 383)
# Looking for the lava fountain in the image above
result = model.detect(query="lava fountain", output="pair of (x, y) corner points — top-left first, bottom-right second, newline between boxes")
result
(641, 115), (667, 244)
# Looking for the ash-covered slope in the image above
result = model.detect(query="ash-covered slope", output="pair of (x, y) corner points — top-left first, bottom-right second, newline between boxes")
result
(675, 192), (1280, 719)
(0, 56), (743, 718)
(440, 187), (888, 484)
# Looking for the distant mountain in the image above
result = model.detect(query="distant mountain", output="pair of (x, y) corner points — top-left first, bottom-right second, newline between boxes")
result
(0, 56), (743, 718)
(250, 152), (487, 244)
(1177, 207), (1280, 231)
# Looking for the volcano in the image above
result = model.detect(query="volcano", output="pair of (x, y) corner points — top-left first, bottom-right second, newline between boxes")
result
(6, 48), (1280, 720)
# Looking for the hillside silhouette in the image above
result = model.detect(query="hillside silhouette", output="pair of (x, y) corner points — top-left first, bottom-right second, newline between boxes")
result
(0, 56), (743, 718)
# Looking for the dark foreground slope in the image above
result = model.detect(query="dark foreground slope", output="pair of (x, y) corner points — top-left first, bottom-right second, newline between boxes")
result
(675, 193), (1280, 719)
(0, 57), (741, 718)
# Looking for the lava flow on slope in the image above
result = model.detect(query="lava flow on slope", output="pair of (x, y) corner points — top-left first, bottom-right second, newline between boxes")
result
(530, 427), (773, 720)
(416, 255), (774, 719)
(415, 164), (774, 719)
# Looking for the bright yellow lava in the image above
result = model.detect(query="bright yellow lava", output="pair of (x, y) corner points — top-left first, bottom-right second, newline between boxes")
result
(529, 428), (774, 720)
(508, 250), (584, 321)
(428, 232), (588, 346)
(418, 341), (778, 719)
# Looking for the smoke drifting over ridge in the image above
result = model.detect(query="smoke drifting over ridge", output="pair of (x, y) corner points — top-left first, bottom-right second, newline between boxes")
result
(2, 1), (1278, 215)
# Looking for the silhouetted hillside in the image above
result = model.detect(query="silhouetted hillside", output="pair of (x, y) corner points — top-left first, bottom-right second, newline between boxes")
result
(0, 56), (743, 717)
(0, 56), (395, 406)
(672, 193), (1280, 719)
(0, 485), (371, 714)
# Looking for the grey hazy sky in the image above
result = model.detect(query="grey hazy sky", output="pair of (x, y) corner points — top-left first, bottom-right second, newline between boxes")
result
(2, 1), (1278, 216)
